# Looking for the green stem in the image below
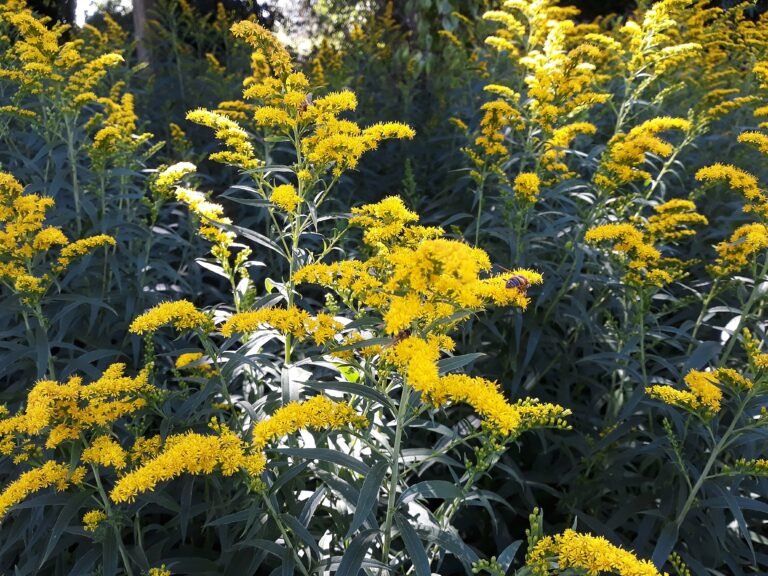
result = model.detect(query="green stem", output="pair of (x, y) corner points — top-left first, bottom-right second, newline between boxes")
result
(674, 393), (749, 527)
(381, 383), (411, 571)
(87, 458), (135, 576)
(719, 257), (768, 366)
(64, 114), (82, 235)
(264, 493), (311, 576)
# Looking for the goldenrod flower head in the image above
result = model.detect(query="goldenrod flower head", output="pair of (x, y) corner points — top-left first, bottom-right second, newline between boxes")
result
(270, 183), (301, 213)
(483, 84), (520, 102)
(220, 307), (341, 344)
(527, 528), (664, 576)
(129, 300), (210, 335)
(696, 163), (766, 216)
(175, 352), (208, 371)
(230, 20), (293, 78)
(82, 435), (127, 470)
(598, 117), (690, 189)
(174, 188), (236, 248)
(111, 429), (265, 503)
(0, 364), (153, 453)
(53, 234), (116, 273)
(130, 435), (162, 464)
(82, 509), (107, 532)
(737, 131), (768, 155)
(186, 108), (262, 169)
(350, 196), (419, 246)
(151, 162), (197, 198)
(0, 461), (81, 518)
(513, 172), (541, 203)
(648, 369), (722, 414)
(148, 567), (172, 576)
(645, 199), (708, 242)
(711, 223), (768, 276)
(251, 396), (367, 450)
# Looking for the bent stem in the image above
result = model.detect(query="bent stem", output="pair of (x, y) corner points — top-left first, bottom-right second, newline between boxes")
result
(674, 392), (750, 527)
(380, 382), (412, 572)
(85, 454), (135, 576)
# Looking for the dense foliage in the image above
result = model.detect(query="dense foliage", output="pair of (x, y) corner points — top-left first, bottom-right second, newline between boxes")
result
(0, 1), (767, 575)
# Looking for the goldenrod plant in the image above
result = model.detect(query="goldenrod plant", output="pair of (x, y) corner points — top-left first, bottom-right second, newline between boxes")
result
(0, 0), (767, 575)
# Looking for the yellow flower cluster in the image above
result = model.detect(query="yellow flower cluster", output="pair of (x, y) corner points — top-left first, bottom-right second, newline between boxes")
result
(220, 307), (342, 345)
(586, 200), (706, 287)
(174, 187), (236, 249)
(596, 118), (691, 190)
(0, 2), (124, 110)
(270, 183), (301, 214)
(110, 428), (266, 503)
(540, 122), (597, 178)
(82, 509), (107, 532)
(0, 172), (115, 304)
(129, 300), (211, 335)
(527, 528), (664, 576)
(297, 197), (541, 335)
(645, 199), (709, 242)
(710, 223), (768, 276)
(381, 335), (569, 438)
(0, 363), (153, 453)
(110, 395), (363, 503)
(0, 461), (85, 519)
(150, 162), (197, 198)
(82, 435), (128, 470)
(648, 369), (733, 415)
(208, 20), (415, 179)
(513, 172), (541, 204)
(251, 395), (367, 450)
(148, 567), (172, 576)
(87, 86), (153, 168)
(696, 163), (768, 219)
(186, 108), (261, 169)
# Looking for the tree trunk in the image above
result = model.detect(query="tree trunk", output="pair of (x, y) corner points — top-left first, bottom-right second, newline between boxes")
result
(133, 0), (154, 64)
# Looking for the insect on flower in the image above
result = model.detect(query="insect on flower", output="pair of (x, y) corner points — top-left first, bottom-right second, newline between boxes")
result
(506, 275), (530, 292)
(299, 92), (313, 113)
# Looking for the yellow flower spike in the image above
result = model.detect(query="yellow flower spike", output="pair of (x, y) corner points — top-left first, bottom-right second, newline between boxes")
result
(186, 108), (262, 170)
(230, 20), (293, 78)
(151, 162), (197, 198)
(527, 528), (665, 576)
(129, 300), (210, 335)
(82, 509), (107, 532)
(270, 183), (302, 214)
(220, 307), (341, 344)
(513, 172), (541, 203)
(110, 429), (266, 503)
(737, 131), (768, 155)
(727, 458), (768, 477)
(82, 435), (128, 470)
(710, 223), (768, 276)
(645, 199), (708, 242)
(648, 369), (722, 415)
(251, 395), (367, 451)
(0, 461), (79, 518)
(695, 163), (766, 211)
(53, 234), (116, 273)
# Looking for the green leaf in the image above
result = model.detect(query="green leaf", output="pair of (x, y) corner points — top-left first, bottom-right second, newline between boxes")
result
(336, 529), (379, 576)
(281, 513), (321, 558)
(39, 491), (91, 568)
(437, 353), (485, 374)
(346, 460), (388, 538)
(397, 480), (463, 507)
(274, 448), (370, 475)
(395, 513), (431, 576)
